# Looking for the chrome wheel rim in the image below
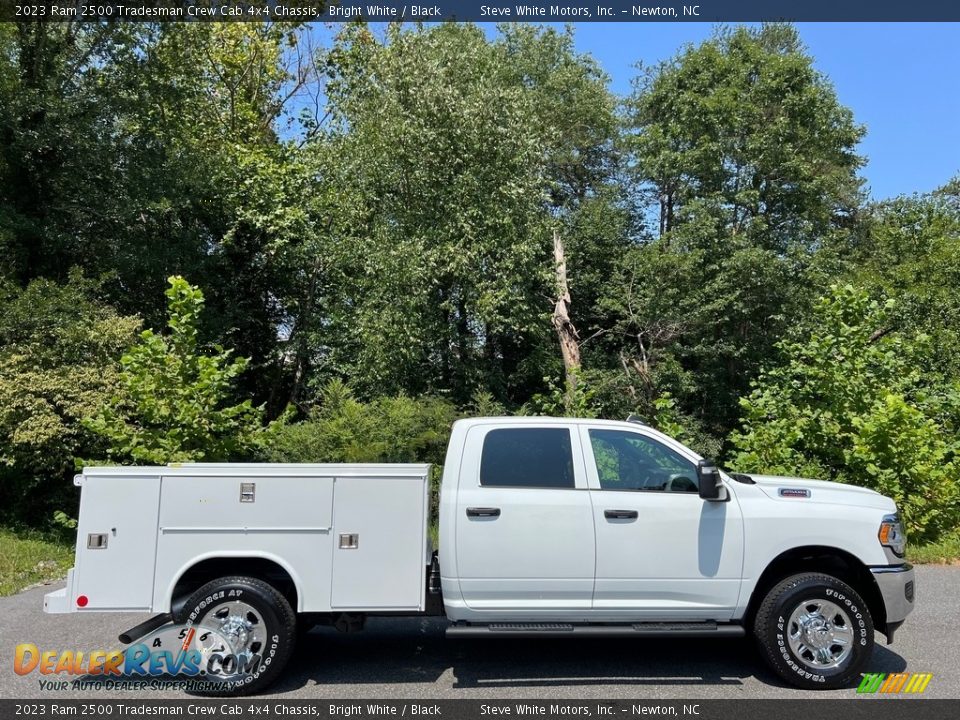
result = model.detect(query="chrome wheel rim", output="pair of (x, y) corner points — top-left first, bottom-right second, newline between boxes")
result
(787, 598), (854, 670)
(197, 600), (266, 678)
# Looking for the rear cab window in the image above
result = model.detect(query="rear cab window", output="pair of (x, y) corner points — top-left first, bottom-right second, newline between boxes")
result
(480, 427), (575, 488)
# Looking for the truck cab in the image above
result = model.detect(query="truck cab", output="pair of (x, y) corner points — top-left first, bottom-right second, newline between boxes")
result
(439, 417), (914, 688)
(440, 417), (743, 620)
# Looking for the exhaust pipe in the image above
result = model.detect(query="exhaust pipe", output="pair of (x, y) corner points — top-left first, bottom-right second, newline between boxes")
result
(119, 613), (171, 644)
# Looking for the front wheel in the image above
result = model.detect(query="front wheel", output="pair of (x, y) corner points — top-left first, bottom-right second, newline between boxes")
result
(754, 572), (874, 689)
(177, 576), (297, 696)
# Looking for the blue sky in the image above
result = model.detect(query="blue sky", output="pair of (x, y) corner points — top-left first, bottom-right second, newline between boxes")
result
(313, 22), (960, 201)
(562, 23), (960, 201)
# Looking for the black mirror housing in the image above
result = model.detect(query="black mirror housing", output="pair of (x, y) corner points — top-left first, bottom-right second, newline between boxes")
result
(697, 459), (722, 500)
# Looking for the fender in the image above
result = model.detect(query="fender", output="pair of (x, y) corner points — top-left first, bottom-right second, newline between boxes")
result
(159, 550), (305, 613)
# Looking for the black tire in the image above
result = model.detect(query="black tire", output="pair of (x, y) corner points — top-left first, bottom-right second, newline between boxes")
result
(754, 572), (874, 690)
(176, 576), (296, 696)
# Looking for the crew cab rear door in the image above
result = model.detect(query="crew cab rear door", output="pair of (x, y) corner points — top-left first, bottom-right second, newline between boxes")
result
(580, 425), (744, 619)
(454, 423), (595, 612)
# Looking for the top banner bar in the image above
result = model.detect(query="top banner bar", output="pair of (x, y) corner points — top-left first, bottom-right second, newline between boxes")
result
(3, 0), (960, 22)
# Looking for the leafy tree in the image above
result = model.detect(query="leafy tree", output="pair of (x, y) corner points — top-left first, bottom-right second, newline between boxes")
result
(137, 23), (326, 408)
(729, 285), (960, 541)
(618, 24), (866, 441)
(496, 25), (626, 406)
(831, 188), (960, 379)
(0, 23), (321, 410)
(311, 24), (624, 409)
(85, 277), (270, 465)
(316, 24), (551, 404)
(527, 368), (602, 419)
(0, 23), (141, 282)
(0, 272), (140, 524)
(629, 24), (863, 247)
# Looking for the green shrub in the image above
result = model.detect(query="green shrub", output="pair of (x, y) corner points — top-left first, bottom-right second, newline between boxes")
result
(84, 277), (270, 465)
(262, 380), (458, 466)
(0, 272), (140, 525)
(730, 285), (960, 542)
(263, 382), (460, 530)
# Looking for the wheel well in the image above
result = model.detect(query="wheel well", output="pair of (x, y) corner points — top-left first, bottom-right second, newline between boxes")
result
(170, 558), (299, 617)
(744, 546), (887, 635)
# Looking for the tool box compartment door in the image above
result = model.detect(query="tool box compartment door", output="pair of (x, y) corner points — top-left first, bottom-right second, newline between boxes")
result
(74, 474), (161, 610)
(331, 476), (427, 610)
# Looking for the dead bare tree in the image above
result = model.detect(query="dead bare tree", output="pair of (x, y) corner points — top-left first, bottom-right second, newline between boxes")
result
(551, 228), (581, 408)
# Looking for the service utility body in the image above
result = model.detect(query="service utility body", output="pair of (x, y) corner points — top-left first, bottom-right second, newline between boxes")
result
(45, 416), (915, 694)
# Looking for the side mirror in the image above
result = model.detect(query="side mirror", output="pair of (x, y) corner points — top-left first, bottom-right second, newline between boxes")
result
(697, 459), (723, 501)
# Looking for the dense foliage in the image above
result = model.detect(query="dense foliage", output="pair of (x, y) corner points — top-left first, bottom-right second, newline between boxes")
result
(730, 286), (960, 540)
(263, 380), (458, 466)
(0, 273), (140, 524)
(84, 277), (271, 465)
(1, 22), (958, 542)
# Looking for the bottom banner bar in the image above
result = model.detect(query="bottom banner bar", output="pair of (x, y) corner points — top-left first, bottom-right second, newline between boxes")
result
(2, 699), (956, 720)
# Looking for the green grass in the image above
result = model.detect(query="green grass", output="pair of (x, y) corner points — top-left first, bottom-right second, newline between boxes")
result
(908, 530), (960, 565)
(0, 528), (74, 596)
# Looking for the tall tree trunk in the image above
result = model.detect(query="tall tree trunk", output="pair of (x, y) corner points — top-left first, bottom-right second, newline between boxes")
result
(279, 256), (322, 412)
(551, 228), (581, 409)
(455, 293), (471, 402)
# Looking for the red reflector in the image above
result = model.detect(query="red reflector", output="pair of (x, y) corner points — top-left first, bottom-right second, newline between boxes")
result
(76, 595), (88, 607)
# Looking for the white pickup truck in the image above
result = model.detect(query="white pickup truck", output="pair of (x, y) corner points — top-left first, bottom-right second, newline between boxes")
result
(45, 416), (914, 694)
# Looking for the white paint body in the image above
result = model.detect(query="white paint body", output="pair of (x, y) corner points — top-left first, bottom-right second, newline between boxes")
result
(46, 464), (431, 614)
(439, 418), (895, 623)
(45, 418), (896, 627)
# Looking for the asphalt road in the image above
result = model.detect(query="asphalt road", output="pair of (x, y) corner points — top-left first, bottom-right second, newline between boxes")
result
(2, 565), (957, 700)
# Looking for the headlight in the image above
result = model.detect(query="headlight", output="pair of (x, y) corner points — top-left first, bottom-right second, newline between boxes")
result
(878, 514), (906, 557)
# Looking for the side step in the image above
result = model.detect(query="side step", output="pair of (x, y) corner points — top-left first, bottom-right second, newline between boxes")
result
(119, 613), (172, 644)
(446, 621), (744, 639)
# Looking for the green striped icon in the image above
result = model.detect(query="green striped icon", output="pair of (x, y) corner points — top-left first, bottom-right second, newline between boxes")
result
(857, 672), (933, 694)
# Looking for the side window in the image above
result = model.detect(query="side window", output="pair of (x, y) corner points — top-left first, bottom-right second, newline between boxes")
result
(480, 428), (575, 489)
(588, 429), (698, 493)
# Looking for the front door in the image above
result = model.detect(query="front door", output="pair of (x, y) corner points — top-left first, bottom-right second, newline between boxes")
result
(581, 426), (744, 620)
(454, 424), (595, 614)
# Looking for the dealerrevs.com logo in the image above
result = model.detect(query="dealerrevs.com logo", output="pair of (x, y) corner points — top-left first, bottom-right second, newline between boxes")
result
(857, 672), (933, 694)
(14, 623), (262, 690)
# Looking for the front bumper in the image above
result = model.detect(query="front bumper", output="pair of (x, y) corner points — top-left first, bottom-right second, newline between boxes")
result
(871, 563), (915, 640)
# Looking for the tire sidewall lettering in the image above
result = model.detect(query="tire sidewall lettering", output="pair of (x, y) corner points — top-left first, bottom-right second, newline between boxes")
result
(183, 584), (281, 687)
(762, 577), (874, 689)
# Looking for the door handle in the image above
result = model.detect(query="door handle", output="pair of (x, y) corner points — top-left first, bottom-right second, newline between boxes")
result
(466, 507), (501, 518)
(604, 509), (638, 520)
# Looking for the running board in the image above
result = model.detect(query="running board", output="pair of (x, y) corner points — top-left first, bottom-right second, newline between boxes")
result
(446, 621), (745, 639)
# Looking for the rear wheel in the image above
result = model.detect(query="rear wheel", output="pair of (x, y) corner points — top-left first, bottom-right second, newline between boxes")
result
(754, 572), (874, 689)
(177, 576), (296, 696)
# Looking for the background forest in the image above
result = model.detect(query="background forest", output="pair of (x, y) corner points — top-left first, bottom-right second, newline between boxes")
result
(1, 21), (958, 575)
